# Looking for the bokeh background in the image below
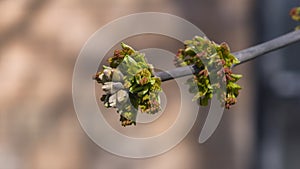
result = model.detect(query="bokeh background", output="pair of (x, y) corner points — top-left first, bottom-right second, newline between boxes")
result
(0, 0), (299, 169)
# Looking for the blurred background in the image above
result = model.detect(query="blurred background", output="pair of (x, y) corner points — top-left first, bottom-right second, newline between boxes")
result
(0, 0), (299, 169)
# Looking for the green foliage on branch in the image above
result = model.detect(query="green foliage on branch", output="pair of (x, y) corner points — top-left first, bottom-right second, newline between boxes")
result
(94, 37), (243, 127)
(93, 43), (161, 126)
(175, 36), (242, 109)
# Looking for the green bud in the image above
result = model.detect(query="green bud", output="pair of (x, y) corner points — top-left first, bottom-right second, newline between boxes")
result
(174, 36), (242, 109)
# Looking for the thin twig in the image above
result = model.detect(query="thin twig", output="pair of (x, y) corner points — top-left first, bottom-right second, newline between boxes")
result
(234, 30), (300, 64)
(155, 30), (300, 82)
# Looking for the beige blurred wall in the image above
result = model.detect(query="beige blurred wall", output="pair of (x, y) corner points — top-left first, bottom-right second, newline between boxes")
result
(0, 0), (255, 169)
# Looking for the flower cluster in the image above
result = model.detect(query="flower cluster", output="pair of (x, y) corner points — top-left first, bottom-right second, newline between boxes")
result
(175, 36), (242, 109)
(290, 7), (300, 30)
(93, 43), (162, 126)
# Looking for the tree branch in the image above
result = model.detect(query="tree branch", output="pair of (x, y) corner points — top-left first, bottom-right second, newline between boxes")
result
(155, 30), (300, 82)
